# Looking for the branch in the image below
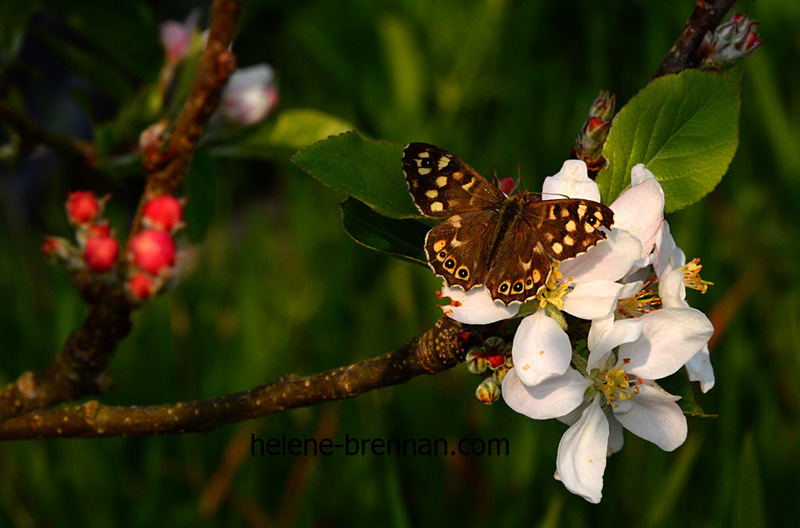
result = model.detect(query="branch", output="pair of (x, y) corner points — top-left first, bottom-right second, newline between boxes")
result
(0, 0), (246, 424)
(0, 100), (95, 166)
(652, 0), (738, 79)
(129, 0), (243, 235)
(0, 318), (469, 440)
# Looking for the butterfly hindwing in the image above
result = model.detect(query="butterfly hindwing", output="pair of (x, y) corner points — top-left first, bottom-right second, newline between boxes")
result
(403, 143), (504, 218)
(484, 232), (551, 304)
(424, 209), (498, 291)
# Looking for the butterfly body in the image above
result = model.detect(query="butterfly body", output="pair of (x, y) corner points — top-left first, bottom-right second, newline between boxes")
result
(403, 143), (615, 305)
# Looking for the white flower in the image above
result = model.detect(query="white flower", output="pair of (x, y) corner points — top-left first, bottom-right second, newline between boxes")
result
(220, 65), (279, 126)
(659, 261), (716, 392)
(502, 309), (714, 503)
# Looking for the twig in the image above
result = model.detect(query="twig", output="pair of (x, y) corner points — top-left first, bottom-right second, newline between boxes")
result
(0, 318), (468, 440)
(0, 0), (246, 424)
(0, 100), (95, 166)
(652, 0), (738, 79)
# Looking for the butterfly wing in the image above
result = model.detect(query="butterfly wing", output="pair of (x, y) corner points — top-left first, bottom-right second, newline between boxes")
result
(524, 198), (615, 260)
(424, 209), (499, 291)
(484, 232), (551, 305)
(483, 197), (616, 305)
(403, 143), (505, 218)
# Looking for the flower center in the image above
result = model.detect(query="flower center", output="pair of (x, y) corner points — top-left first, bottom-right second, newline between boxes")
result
(537, 261), (572, 311)
(679, 258), (713, 293)
(617, 284), (661, 317)
(594, 366), (639, 407)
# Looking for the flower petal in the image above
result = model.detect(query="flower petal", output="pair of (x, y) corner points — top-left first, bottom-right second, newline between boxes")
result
(613, 381), (687, 451)
(619, 307), (714, 380)
(512, 310), (572, 385)
(658, 268), (688, 308)
(605, 409), (625, 455)
(541, 160), (601, 201)
(562, 280), (625, 320)
(502, 367), (590, 420)
(587, 316), (643, 370)
(610, 167), (664, 257)
(686, 345), (715, 393)
(654, 220), (686, 278)
(556, 396), (608, 504)
(440, 283), (520, 324)
(559, 229), (642, 284)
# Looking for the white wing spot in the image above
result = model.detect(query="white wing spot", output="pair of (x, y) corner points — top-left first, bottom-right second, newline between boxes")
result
(418, 151), (430, 158)
(436, 176), (448, 187)
(425, 189), (439, 198)
(419, 167), (431, 175)
(552, 242), (563, 254)
(430, 201), (444, 212)
(437, 157), (450, 169)
(566, 220), (577, 232)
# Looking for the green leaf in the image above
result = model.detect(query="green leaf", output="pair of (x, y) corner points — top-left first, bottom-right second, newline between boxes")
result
(211, 108), (355, 157)
(658, 371), (717, 419)
(596, 69), (741, 213)
(340, 197), (428, 266)
(292, 131), (420, 219)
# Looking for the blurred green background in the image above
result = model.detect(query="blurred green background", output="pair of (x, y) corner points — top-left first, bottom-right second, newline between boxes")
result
(2, 0), (799, 526)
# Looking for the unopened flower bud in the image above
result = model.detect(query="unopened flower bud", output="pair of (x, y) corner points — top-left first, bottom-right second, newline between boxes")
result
(143, 195), (184, 232)
(466, 347), (488, 374)
(482, 336), (507, 370)
(128, 229), (176, 276)
(84, 236), (119, 273)
(219, 65), (279, 126)
(41, 236), (73, 263)
(66, 191), (103, 226)
(699, 12), (762, 69)
(127, 272), (158, 302)
(475, 378), (501, 406)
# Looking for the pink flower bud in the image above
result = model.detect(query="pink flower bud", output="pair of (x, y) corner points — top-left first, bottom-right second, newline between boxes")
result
(84, 236), (119, 273)
(128, 229), (176, 276)
(219, 65), (279, 126)
(497, 177), (516, 197)
(143, 195), (184, 232)
(127, 272), (157, 302)
(66, 191), (102, 226)
(160, 13), (199, 65)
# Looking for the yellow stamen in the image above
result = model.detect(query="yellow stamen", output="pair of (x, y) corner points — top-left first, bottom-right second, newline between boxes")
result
(597, 366), (639, 407)
(537, 261), (572, 310)
(680, 258), (713, 294)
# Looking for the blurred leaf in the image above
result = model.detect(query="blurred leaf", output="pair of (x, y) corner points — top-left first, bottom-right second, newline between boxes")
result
(658, 371), (715, 418)
(292, 131), (420, 219)
(43, 0), (161, 81)
(211, 108), (355, 157)
(0, 1), (40, 62)
(378, 14), (424, 117)
(35, 30), (134, 102)
(597, 69), (740, 212)
(340, 197), (428, 265)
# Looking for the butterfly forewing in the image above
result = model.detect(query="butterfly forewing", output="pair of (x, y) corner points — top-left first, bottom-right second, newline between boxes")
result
(525, 198), (615, 260)
(403, 143), (505, 218)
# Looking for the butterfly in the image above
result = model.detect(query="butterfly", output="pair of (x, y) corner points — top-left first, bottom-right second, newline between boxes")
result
(402, 143), (615, 305)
